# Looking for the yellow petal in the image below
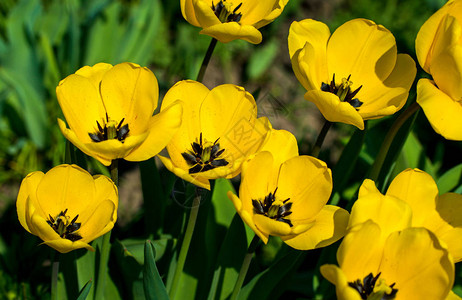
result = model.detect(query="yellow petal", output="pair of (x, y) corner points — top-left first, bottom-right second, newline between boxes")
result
(258, 129), (298, 177)
(358, 54), (416, 120)
(157, 155), (211, 190)
(58, 119), (112, 166)
(430, 192), (462, 262)
(357, 178), (380, 198)
(100, 62), (158, 135)
(327, 19), (397, 91)
(35, 165), (96, 220)
(78, 200), (116, 243)
(193, 0), (221, 28)
(337, 221), (383, 282)
(380, 228), (454, 300)
(349, 193), (412, 241)
(247, 0), (289, 29)
(282, 205), (349, 250)
(320, 265), (363, 300)
(305, 90), (364, 130)
(288, 19), (330, 91)
(180, 0), (200, 27)
(125, 100), (182, 162)
(240, 151), (276, 215)
(288, 19), (330, 59)
(17, 171), (44, 233)
(200, 23), (262, 44)
(417, 78), (462, 140)
(74, 63), (112, 88)
(277, 156), (332, 223)
(386, 168), (437, 226)
(162, 80), (209, 172)
(85, 132), (148, 161)
(92, 175), (118, 221)
(238, 0), (284, 26)
(227, 191), (268, 244)
(44, 239), (94, 253)
(291, 40), (329, 91)
(429, 16), (462, 100)
(253, 214), (292, 237)
(415, 0), (462, 72)
(56, 74), (106, 143)
(447, 291), (462, 300)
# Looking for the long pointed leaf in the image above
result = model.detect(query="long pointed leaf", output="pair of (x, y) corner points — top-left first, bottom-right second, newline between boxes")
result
(143, 240), (169, 300)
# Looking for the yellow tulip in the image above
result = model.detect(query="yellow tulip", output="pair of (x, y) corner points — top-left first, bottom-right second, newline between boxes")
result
(228, 131), (349, 250)
(158, 80), (271, 190)
(352, 168), (462, 263)
(180, 0), (289, 44)
(16, 164), (118, 253)
(57, 62), (183, 166)
(321, 221), (455, 300)
(416, 0), (462, 140)
(289, 18), (416, 130)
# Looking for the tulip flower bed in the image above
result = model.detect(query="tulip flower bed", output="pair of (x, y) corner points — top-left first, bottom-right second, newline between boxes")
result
(1, 0), (462, 299)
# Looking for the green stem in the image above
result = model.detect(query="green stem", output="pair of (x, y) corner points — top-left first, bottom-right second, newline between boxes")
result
(230, 235), (261, 300)
(110, 159), (119, 186)
(196, 38), (218, 82)
(311, 120), (332, 158)
(94, 159), (118, 299)
(51, 252), (60, 300)
(169, 193), (201, 300)
(369, 101), (420, 182)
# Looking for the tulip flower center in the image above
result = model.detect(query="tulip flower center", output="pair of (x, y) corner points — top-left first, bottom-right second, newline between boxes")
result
(47, 209), (82, 242)
(252, 187), (293, 227)
(348, 272), (398, 300)
(321, 74), (364, 110)
(89, 113), (129, 142)
(212, 0), (242, 23)
(181, 133), (229, 174)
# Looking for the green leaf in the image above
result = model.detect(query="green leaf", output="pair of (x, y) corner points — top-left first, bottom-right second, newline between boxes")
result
(207, 214), (253, 300)
(239, 248), (304, 300)
(76, 280), (93, 300)
(331, 128), (366, 205)
(140, 157), (167, 236)
(143, 240), (169, 300)
(246, 39), (279, 80)
(437, 163), (462, 194)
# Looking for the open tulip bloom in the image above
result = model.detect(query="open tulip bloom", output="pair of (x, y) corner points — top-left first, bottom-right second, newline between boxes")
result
(228, 131), (349, 250)
(158, 80), (271, 190)
(416, 0), (462, 140)
(180, 0), (289, 44)
(289, 18), (416, 130)
(57, 62), (183, 166)
(16, 164), (118, 253)
(321, 221), (455, 300)
(351, 168), (462, 263)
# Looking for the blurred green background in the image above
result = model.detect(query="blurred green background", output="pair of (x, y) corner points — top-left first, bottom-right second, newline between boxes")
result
(1, 0), (461, 299)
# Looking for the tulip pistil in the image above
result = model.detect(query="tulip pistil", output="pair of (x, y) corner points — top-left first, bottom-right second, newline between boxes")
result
(212, 0), (242, 23)
(89, 113), (129, 142)
(182, 133), (229, 174)
(252, 187), (293, 227)
(321, 74), (363, 110)
(348, 272), (398, 300)
(47, 208), (82, 242)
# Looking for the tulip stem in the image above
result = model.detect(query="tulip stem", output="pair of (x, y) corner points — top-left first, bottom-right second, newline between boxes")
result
(369, 101), (420, 182)
(169, 193), (201, 300)
(230, 235), (261, 300)
(197, 38), (218, 82)
(51, 252), (60, 300)
(110, 159), (119, 186)
(311, 120), (332, 158)
(94, 159), (118, 299)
